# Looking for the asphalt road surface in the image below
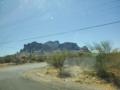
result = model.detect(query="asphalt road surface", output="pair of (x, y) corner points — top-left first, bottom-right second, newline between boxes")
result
(0, 63), (97, 90)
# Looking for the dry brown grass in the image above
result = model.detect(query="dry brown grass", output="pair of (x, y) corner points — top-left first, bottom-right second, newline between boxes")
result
(24, 66), (117, 90)
(0, 63), (10, 68)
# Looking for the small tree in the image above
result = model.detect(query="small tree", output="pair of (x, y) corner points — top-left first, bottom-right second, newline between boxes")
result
(90, 41), (112, 78)
(46, 52), (66, 75)
(47, 53), (65, 68)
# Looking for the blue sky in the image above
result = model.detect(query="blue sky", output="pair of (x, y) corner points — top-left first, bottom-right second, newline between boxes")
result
(0, 0), (120, 56)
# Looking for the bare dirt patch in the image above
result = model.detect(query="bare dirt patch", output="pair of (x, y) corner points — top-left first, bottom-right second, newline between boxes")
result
(23, 66), (117, 90)
(0, 63), (14, 68)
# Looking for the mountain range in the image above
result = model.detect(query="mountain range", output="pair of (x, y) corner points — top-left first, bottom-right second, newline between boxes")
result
(20, 41), (89, 53)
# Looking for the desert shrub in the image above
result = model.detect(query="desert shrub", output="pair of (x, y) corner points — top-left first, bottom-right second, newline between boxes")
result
(95, 52), (120, 88)
(46, 52), (68, 77)
(89, 41), (113, 79)
(4, 55), (12, 63)
(89, 41), (120, 88)
(0, 55), (16, 63)
(95, 53), (109, 78)
(14, 56), (26, 64)
(77, 52), (92, 57)
(104, 52), (120, 87)
(105, 52), (120, 69)
(28, 55), (46, 63)
(46, 51), (93, 77)
(37, 55), (46, 62)
(21, 55), (29, 63)
(58, 68), (71, 78)
(0, 57), (5, 63)
(0, 54), (23, 64)
(47, 52), (66, 68)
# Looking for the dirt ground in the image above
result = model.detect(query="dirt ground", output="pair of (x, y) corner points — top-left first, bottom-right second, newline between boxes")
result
(23, 66), (118, 90)
(0, 63), (14, 68)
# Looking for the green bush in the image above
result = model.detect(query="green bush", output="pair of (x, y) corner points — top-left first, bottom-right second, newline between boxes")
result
(95, 52), (120, 83)
(95, 53), (108, 78)
(0, 55), (16, 63)
(46, 52), (66, 69)
(0, 57), (5, 63)
(37, 55), (46, 62)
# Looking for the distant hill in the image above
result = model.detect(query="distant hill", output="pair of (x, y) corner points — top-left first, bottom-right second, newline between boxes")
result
(20, 41), (89, 53)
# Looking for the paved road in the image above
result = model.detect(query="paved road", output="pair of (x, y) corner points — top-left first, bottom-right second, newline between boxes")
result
(0, 63), (95, 90)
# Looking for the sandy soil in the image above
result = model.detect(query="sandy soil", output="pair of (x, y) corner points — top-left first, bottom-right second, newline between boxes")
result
(0, 63), (14, 68)
(24, 67), (118, 90)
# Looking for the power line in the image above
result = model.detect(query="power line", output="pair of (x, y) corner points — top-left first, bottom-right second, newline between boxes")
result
(0, 19), (120, 45)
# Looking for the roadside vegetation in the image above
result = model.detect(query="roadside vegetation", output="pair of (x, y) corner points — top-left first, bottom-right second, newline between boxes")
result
(0, 53), (46, 64)
(45, 41), (120, 88)
(45, 51), (93, 77)
(0, 41), (120, 88)
(89, 41), (120, 88)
